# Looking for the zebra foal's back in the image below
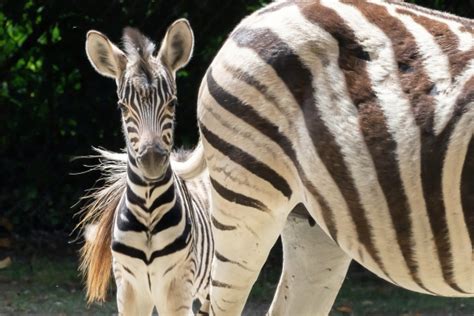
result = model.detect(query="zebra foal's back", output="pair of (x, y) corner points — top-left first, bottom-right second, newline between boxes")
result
(197, 0), (473, 308)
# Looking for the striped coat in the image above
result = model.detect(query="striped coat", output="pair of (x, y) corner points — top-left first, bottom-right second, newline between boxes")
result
(79, 150), (213, 315)
(193, 0), (473, 314)
(79, 20), (214, 315)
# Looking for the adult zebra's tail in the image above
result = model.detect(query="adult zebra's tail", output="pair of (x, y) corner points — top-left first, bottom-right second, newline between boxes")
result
(171, 142), (206, 180)
(76, 149), (127, 303)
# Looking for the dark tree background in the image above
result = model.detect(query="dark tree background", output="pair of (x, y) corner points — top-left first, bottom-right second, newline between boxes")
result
(0, 0), (472, 234)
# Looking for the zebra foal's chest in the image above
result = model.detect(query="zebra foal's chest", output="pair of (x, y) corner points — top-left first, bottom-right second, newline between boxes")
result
(112, 224), (191, 289)
(112, 199), (189, 263)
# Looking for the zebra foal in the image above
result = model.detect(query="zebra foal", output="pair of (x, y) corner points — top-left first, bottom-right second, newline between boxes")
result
(180, 0), (473, 315)
(78, 20), (213, 315)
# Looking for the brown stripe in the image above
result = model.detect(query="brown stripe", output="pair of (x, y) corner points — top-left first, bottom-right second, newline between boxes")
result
(256, 0), (293, 16)
(200, 121), (292, 199)
(147, 272), (152, 291)
(215, 251), (250, 270)
(459, 26), (474, 35)
(202, 72), (293, 200)
(218, 63), (339, 241)
(346, 0), (436, 127)
(211, 215), (236, 231)
(419, 76), (473, 294)
(353, 0), (468, 294)
(222, 63), (287, 116)
(122, 265), (135, 277)
(387, 0), (474, 28)
(210, 176), (271, 213)
(296, 0), (428, 291)
(211, 280), (239, 289)
(231, 24), (387, 276)
(459, 78), (474, 248)
(395, 8), (474, 78)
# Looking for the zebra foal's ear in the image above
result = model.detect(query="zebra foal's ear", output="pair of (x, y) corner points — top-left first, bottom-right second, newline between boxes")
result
(85, 30), (127, 79)
(158, 19), (194, 74)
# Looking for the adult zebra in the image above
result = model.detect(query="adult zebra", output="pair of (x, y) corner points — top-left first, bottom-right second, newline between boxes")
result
(180, 0), (474, 315)
(79, 20), (213, 315)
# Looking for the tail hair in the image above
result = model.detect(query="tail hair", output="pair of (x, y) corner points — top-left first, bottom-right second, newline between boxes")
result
(76, 148), (127, 303)
(171, 141), (206, 180)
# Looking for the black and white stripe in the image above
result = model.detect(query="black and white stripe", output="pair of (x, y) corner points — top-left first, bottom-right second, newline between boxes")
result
(111, 158), (212, 315)
(195, 0), (473, 314)
(84, 21), (213, 315)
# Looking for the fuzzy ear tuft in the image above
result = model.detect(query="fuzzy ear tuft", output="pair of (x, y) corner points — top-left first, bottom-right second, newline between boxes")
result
(85, 31), (127, 79)
(158, 19), (194, 74)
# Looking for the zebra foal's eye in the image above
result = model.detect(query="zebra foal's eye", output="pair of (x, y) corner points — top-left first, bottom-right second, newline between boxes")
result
(117, 101), (129, 114)
(168, 98), (177, 109)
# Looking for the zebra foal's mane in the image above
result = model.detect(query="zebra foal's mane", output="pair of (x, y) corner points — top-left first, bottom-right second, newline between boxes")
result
(122, 27), (157, 82)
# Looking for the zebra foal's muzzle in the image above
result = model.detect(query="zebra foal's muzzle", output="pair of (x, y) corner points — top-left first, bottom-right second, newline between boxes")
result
(137, 142), (169, 180)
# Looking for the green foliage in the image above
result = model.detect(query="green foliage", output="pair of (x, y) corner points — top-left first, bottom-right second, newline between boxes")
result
(0, 0), (266, 233)
(0, 0), (472, 233)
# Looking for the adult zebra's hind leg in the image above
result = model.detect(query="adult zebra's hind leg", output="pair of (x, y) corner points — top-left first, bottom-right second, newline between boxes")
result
(269, 213), (351, 316)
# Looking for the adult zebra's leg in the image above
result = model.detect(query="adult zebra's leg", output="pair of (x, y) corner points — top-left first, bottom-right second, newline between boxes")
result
(208, 191), (289, 315)
(269, 213), (351, 316)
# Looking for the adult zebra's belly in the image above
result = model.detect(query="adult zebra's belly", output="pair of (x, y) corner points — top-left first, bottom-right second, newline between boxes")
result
(336, 218), (473, 297)
(297, 119), (473, 297)
(304, 161), (473, 297)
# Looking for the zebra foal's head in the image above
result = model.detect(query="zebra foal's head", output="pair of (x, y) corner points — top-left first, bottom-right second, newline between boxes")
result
(85, 19), (194, 181)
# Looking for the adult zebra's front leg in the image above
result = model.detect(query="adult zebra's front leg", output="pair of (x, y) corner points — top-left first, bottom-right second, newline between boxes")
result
(206, 173), (290, 315)
(269, 213), (351, 316)
(209, 198), (288, 315)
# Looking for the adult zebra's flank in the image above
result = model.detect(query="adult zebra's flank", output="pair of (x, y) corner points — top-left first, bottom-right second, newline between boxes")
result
(185, 0), (474, 315)
(78, 20), (213, 315)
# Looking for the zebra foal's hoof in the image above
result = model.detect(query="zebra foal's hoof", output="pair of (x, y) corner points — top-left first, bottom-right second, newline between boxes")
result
(0, 256), (12, 269)
(0, 217), (12, 269)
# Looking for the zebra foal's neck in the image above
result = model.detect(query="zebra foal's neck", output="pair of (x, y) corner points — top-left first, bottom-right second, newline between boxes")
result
(126, 157), (175, 210)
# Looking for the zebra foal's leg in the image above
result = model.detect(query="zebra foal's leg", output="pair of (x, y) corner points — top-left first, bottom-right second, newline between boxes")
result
(113, 262), (154, 316)
(268, 214), (351, 316)
(209, 196), (288, 315)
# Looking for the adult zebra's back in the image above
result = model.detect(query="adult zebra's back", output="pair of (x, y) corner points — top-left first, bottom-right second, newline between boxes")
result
(195, 0), (473, 314)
